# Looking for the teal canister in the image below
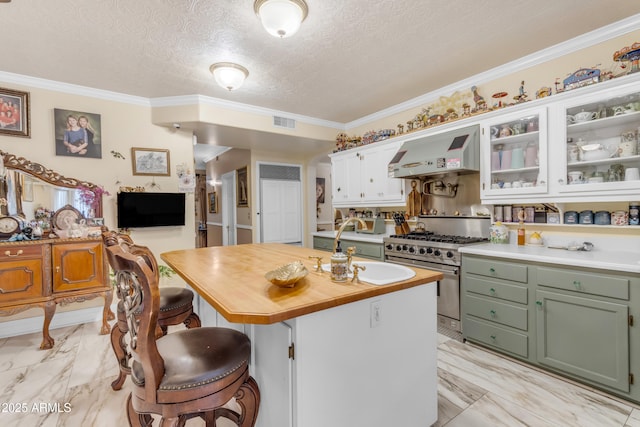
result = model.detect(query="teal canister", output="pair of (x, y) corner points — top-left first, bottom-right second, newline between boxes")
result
(564, 211), (578, 224)
(594, 211), (611, 225)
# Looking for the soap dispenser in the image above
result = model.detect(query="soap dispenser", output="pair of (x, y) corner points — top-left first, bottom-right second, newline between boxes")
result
(331, 240), (348, 282)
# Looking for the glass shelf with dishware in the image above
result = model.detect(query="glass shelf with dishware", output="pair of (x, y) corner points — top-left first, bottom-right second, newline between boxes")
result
(481, 107), (547, 199)
(560, 87), (640, 194)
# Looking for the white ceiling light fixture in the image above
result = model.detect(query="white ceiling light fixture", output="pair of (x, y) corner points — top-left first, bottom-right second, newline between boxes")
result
(209, 62), (249, 91)
(254, 0), (308, 38)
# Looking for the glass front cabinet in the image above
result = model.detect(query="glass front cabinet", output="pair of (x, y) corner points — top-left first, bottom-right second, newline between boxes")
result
(480, 107), (548, 201)
(553, 80), (640, 200)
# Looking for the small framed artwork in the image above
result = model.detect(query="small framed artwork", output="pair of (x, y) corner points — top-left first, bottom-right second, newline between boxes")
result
(131, 147), (171, 176)
(54, 108), (102, 158)
(0, 87), (30, 138)
(237, 166), (249, 208)
(208, 192), (218, 213)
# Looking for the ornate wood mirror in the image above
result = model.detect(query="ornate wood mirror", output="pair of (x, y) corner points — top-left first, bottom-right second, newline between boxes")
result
(0, 151), (104, 224)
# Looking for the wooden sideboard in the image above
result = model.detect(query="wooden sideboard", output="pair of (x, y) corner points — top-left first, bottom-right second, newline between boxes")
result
(0, 237), (113, 349)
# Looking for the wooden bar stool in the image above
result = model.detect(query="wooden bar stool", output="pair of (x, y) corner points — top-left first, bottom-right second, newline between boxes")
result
(106, 244), (260, 427)
(102, 231), (201, 390)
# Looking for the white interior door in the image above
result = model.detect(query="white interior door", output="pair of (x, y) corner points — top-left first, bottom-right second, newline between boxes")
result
(260, 179), (301, 243)
(221, 171), (236, 246)
(258, 164), (302, 244)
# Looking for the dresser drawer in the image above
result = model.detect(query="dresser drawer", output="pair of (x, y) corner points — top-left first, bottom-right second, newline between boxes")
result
(465, 294), (528, 330)
(537, 267), (629, 300)
(463, 256), (528, 283)
(464, 275), (528, 304)
(0, 244), (44, 260)
(463, 317), (529, 358)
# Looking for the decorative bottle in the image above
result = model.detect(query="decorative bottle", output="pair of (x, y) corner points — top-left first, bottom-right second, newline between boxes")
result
(517, 221), (525, 246)
(331, 241), (348, 282)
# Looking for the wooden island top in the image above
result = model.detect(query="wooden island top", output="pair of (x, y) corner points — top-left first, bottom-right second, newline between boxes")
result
(161, 243), (442, 324)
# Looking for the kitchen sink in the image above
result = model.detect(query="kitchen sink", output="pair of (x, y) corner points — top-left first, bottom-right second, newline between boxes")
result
(321, 261), (416, 285)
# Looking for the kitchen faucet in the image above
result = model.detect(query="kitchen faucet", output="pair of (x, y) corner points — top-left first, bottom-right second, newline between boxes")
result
(333, 217), (368, 254)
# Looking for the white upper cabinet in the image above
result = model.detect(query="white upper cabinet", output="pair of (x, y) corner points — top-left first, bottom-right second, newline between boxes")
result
(330, 139), (406, 207)
(479, 107), (548, 202)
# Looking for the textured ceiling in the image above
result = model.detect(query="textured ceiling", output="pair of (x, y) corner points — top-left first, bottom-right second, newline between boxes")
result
(2, 0), (640, 125)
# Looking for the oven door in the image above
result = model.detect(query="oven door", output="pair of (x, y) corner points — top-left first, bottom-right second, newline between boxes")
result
(385, 256), (459, 320)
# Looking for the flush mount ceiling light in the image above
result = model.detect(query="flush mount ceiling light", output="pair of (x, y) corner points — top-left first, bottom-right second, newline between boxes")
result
(254, 0), (308, 38)
(209, 62), (249, 91)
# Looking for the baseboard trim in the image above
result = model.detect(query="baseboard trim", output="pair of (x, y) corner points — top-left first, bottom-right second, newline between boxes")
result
(0, 307), (107, 339)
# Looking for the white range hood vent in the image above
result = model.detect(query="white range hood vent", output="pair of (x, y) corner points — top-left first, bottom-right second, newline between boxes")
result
(273, 116), (296, 129)
(389, 124), (480, 178)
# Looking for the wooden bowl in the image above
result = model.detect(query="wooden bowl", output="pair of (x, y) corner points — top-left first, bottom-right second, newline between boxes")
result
(265, 261), (309, 287)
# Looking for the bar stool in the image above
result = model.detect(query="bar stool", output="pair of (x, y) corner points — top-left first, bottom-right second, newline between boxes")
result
(107, 244), (259, 426)
(102, 230), (201, 390)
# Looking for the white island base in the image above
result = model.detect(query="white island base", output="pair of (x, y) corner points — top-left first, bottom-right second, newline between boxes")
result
(250, 282), (438, 427)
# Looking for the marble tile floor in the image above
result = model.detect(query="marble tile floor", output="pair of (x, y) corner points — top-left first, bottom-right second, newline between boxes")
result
(1, 322), (639, 426)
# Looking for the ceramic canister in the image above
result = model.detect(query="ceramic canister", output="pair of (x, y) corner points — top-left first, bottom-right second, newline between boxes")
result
(594, 210), (611, 225)
(564, 211), (579, 224)
(579, 210), (593, 224)
(612, 210), (628, 226)
(511, 147), (525, 169)
(501, 150), (512, 170)
(525, 144), (538, 167)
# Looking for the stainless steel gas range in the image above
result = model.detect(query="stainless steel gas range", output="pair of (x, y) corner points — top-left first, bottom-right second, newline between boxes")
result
(383, 216), (490, 333)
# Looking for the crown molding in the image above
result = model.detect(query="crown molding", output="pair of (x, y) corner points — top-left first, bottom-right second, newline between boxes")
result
(345, 13), (640, 130)
(0, 71), (150, 106)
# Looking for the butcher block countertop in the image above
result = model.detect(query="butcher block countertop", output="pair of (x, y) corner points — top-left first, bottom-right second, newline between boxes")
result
(161, 243), (442, 325)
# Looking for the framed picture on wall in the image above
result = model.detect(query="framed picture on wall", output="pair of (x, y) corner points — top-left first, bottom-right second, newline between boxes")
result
(131, 147), (171, 176)
(0, 87), (30, 138)
(208, 192), (217, 213)
(54, 108), (102, 158)
(236, 166), (249, 208)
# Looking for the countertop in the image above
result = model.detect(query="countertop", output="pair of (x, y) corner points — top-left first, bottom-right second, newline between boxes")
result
(459, 243), (640, 273)
(311, 230), (388, 244)
(161, 243), (442, 324)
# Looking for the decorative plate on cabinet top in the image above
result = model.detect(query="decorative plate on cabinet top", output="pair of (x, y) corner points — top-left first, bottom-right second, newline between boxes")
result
(265, 261), (309, 287)
(51, 204), (84, 230)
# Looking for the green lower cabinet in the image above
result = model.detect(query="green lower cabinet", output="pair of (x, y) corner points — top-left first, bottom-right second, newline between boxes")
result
(535, 289), (630, 392)
(462, 253), (638, 403)
(312, 236), (383, 261)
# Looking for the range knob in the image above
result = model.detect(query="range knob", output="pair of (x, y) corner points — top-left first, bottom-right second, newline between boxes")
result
(446, 251), (454, 258)
(418, 247), (426, 255)
(386, 244), (393, 250)
(408, 246), (416, 254)
(395, 245), (402, 252)
(433, 249), (441, 257)
(426, 247), (433, 254)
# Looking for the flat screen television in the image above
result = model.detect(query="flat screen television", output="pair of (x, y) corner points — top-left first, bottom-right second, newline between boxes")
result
(117, 192), (186, 228)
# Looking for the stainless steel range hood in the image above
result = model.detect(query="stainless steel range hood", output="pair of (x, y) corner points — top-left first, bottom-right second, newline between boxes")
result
(389, 124), (480, 178)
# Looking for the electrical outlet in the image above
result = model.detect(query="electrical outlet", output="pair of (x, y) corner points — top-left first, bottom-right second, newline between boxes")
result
(370, 300), (381, 328)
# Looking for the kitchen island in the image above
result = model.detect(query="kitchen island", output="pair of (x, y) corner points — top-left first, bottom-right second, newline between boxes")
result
(161, 243), (442, 427)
